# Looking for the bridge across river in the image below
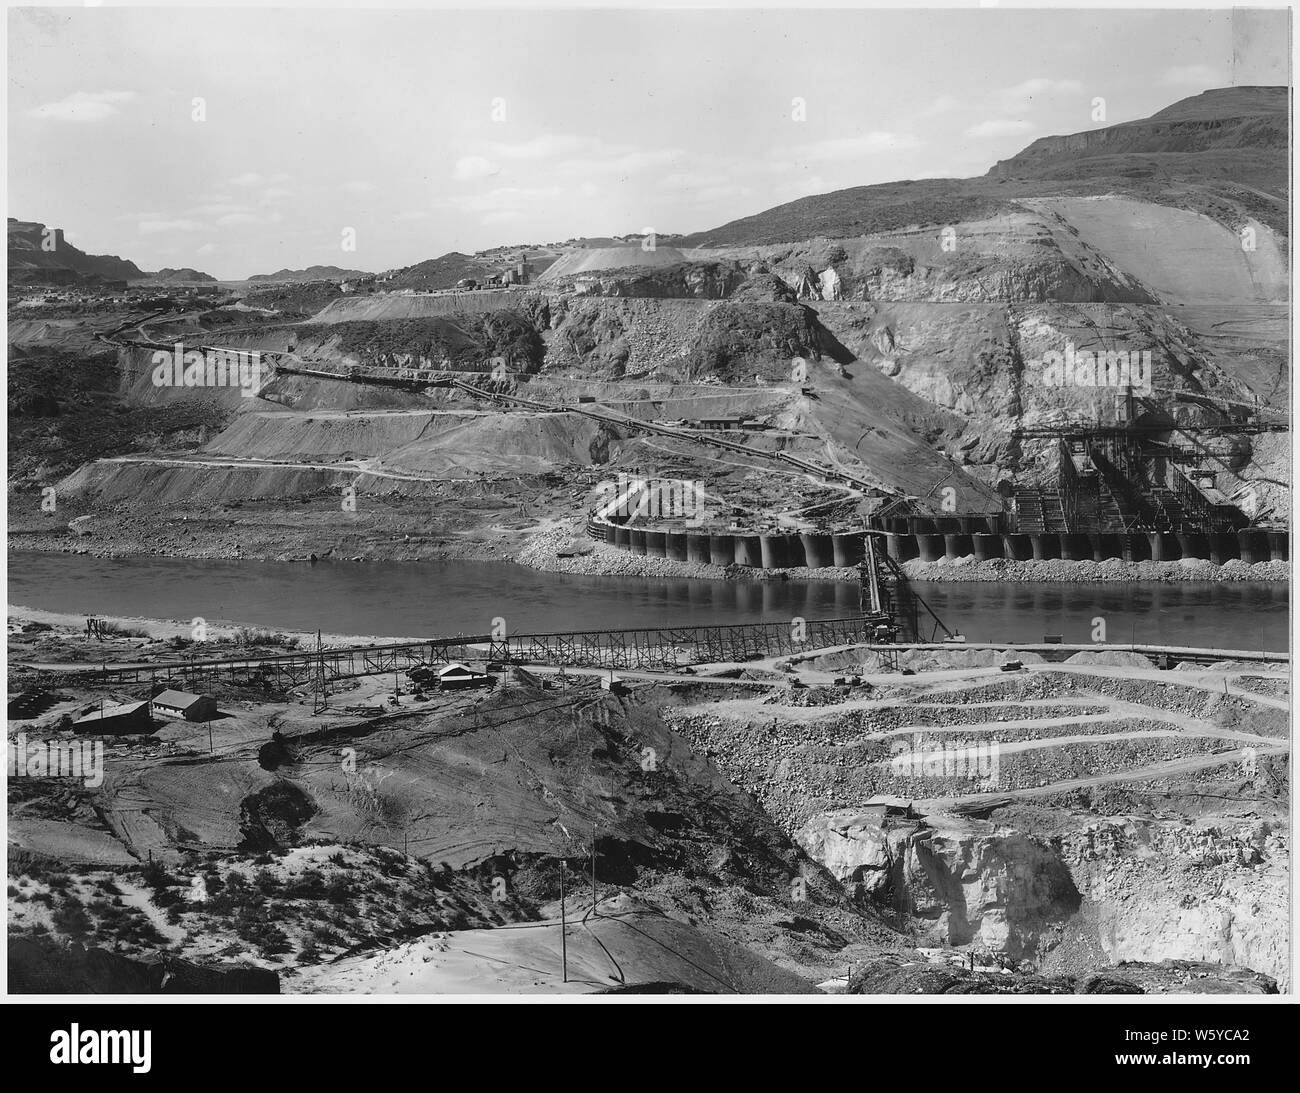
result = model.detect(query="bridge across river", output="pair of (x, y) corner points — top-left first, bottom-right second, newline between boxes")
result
(19, 614), (1286, 694)
(26, 616), (885, 690)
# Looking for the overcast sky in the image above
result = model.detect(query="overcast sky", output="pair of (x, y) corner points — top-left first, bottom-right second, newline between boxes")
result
(7, 4), (1289, 279)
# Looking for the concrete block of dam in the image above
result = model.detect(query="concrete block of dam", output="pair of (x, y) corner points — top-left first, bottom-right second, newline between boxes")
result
(759, 535), (789, 569)
(832, 533), (866, 568)
(1238, 529), (1268, 564)
(972, 533), (1003, 561)
(709, 534), (736, 567)
(1208, 532), (1240, 564)
(908, 517), (936, 535)
(959, 515), (993, 534)
(733, 534), (762, 568)
(1148, 532), (1180, 562)
(885, 532), (918, 562)
(800, 533), (833, 568)
(1124, 533), (1151, 562)
(1092, 533), (1123, 561)
(916, 533), (945, 563)
(785, 535), (807, 567)
(1267, 530), (1288, 561)
(1031, 534), (1060, 561)
(686, 533), (712, 565)
(1002, 534), (1033, 561)
(935, 517), (961, 535)
(1059, 533), (1091, 562)
(943, 532), (973, 560)
(666, 531), (689, 562)
(629, 528), (647, 556)
(614, 526), (631, 550)
(1176, 531), (1210, 560)
(644, 530), (667, 558)
(603, 523), (618, 545)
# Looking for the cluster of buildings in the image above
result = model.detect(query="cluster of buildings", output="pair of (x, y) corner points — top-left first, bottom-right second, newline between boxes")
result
(72, 689), (219, 735)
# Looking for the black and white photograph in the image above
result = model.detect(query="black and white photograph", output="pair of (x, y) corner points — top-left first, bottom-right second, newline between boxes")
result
(3, 0), (1293, 1027)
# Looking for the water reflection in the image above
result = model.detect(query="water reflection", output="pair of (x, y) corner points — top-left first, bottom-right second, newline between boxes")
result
(6, 552), (1289, 651)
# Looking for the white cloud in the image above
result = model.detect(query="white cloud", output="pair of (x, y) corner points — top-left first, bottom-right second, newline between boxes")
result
(787, 132), (923, 161)
(229, 171), (289, 188)
(998, 78), (1084, 108)
(920, 94), (961, 118)
(138, 218), (206, 235)
(661, 171), (735, 193)
(772, 175), (827, 200)
(692, 184), (754, 203)
(484, 135), (593, 161)
(454, 155), (498, 181)
(965, 119), (1034, 138)
(459, 135), (681, 181)
(557, 146), (681, 178)
(189, 202), (248, 216)
(216, 211), (283, 227)
(447, 186), (564, 222)
(196, 243), (219, 256)
(481, 208), (526, 225)
(260, 186), (294, 203)
(28, 90), (135, 123)
(1160, 64), (1227, 87)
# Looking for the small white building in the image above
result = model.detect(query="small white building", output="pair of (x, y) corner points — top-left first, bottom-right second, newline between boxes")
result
(436, 663), (491, 690)
(152, 689), (219, 721)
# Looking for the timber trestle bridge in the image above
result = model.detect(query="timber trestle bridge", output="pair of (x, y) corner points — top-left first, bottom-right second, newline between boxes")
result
(38, 616), (886, 690)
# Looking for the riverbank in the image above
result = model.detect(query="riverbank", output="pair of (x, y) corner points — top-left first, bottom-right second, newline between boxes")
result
(8, 605), (412, 651)
(11, 515), (1290, 584)
(515, 524), (1290, 583)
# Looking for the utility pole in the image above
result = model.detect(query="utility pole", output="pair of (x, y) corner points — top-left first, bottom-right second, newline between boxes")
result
(559, 861), (568, 983)
(207, 720), (213, 754)
(590, 822), (597, 913)
(312, 630), (328, 715)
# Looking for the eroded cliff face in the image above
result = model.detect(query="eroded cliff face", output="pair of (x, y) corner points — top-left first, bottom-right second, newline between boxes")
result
(710, 211), (1160, 306)
(798, 809), (1290, 989)
(547, 260), (749, 300)
(1055, 817), (1290, 991)
(797, 811), (1079, 959)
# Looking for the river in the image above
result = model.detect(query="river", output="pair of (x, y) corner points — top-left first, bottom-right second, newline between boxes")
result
(5, 552), (1290, 651)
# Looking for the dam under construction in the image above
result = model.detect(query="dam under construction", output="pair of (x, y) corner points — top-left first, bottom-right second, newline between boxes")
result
(6, 3), (1291, 1011)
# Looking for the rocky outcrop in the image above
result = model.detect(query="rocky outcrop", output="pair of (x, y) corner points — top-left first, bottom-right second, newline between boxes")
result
(685, 301), (829, 383)
(799, 806), (1290, 990)
(552, 260), (747, 300)
(988, 87), (1287, 193)
(847, 955), (1276, 994)
(8, 217), (146, 283)
(1053, 817), (1290, 990)
(798, 810), (1079, 959)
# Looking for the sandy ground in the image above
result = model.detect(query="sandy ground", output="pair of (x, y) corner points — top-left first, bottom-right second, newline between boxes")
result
(290, 892), (814, 995)
(8, 603), (417, 650)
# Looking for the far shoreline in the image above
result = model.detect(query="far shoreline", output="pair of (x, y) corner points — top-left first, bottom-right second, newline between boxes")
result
(8, 532), (1291, 585)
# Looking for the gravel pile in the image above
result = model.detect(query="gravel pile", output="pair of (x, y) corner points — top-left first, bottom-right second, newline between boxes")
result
(901, 555), (1289, 583)
(516, 527), (1289, 584)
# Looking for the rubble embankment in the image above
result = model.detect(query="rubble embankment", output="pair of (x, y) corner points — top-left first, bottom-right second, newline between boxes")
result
(11, 515), (1291, 584)
(517, 524), (1290, 583)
